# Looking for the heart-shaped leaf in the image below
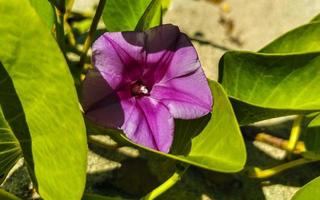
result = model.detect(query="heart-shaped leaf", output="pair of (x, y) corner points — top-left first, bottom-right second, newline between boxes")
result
(292, 176), (320, 200)
(219, 51), (320, 125)
(89, 80), (246, 172)
(219, 21), (320, 125)
(102, 0), (161, 31)
(0, 105), (21, 184)
(0, 0), (87, 199)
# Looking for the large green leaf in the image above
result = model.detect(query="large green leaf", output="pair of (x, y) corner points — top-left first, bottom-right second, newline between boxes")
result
(292, 176), (320, 200)
(219, 51), (320, 125)
(90, 80), (246, 172)
(0, 0), (87, 199)
(219, 21), (320, 124)
(102, 0), (161, 31)
(260, 22), (320, 53)
(29, 0), (55, 29)
(0, 105), (21, 184)
(0, 189), (21, 200)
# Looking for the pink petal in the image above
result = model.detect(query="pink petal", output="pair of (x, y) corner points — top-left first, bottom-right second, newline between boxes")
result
(142, 25), (199, 86)
(82, 70), (125, 128)
(92, 32), (145, 90)
(121, 97), (174, 153)
(151, 68), (213, 119)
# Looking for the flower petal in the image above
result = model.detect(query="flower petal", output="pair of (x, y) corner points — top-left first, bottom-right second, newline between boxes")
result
(121, 97), (174, 153)
(142, 25), (200, 86)
(82, 70), (125, 128)
(151, 68), (213, 119)
(92, 32), (145, 89)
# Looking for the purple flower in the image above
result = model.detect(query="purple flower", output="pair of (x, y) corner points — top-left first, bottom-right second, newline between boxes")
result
(83, 24), (213, 153)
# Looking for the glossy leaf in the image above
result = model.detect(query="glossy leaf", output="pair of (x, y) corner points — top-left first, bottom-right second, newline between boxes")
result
(292, 176), (320, 200)
(0, 105), (21, 184)
(90, 80), (246, 172)
(219, 51), (320, 125)
(102, 0), (161, 31)
(219, 21), (320, 124)
(260, 22), (320, 53)
(29, 0), (55, 29)
(0, 0), (87, 199)
(0, 189), (21, 200)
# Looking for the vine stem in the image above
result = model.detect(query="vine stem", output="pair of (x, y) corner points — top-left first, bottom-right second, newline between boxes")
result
(249, 158), (318, 179)
(79, 0), (106, 68)
(254, 132), (305, 154)
(142, 165), (189, 200)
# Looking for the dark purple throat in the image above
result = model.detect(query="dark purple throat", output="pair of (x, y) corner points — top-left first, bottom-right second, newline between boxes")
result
(131, 81), (150, 97)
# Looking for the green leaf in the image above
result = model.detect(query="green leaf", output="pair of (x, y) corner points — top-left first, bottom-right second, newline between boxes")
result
(0, 189), (21, 200)
(135, 0), (162, 31)
(219, 21), (320, 124)
(29, 0), (55, 29)
(0, 105), (21, 184)
(292, 176), (320, 200)
(102, 0), (161, 31)
(260, 22), (320, 53)
(90, 80), (246, 172)
(0, 0), (87, 199)
(219, 51), (320, 125)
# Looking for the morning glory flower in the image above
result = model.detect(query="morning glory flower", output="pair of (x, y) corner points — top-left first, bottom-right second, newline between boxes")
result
(83, 24), (213, 153)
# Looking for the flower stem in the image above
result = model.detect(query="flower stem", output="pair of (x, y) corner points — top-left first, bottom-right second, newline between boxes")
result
(249, 158), (317, 179)
(287, 115), (304, 158)
(79, 0), (106, 68)
(142, 165), (189, 200)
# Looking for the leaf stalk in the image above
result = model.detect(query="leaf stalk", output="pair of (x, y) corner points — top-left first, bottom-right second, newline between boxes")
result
(249, 158), (318, 179)
(79, 0), (107, 68)
(287, 115), (304, 158)
(142, 165), (189, 200)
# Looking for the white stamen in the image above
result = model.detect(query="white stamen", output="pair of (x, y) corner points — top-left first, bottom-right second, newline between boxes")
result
(140, 86), (148, 94)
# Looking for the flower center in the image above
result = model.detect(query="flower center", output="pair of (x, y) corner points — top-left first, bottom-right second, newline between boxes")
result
(131, 82), (150, 96)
